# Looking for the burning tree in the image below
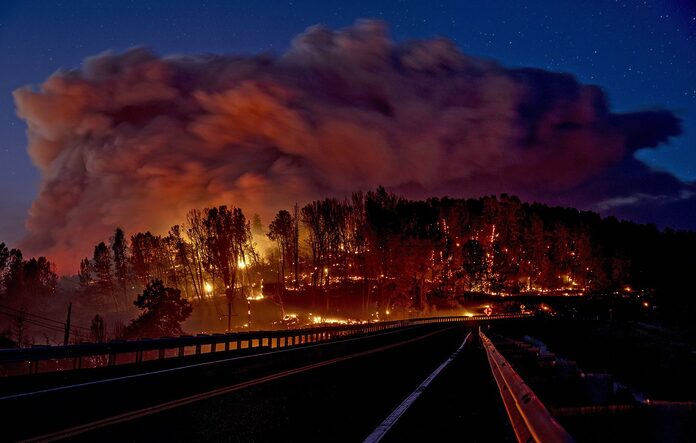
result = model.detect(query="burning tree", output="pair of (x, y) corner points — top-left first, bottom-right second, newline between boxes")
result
(199, 206), (255, 300)
(267, 210), (294, 294)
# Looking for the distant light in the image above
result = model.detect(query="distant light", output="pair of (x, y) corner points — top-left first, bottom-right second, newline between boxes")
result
(643, 301), (649, 308)
(204, 282), (213, 293)
(238, 259), (247, 269)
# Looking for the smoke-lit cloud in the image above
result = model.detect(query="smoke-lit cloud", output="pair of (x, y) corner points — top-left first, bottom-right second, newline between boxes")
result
(13, 20), (690, 273)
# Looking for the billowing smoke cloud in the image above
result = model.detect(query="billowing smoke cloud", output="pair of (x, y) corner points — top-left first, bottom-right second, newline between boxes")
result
(14, 20), (689, 273)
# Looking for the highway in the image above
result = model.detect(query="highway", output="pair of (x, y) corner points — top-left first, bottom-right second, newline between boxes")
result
(1, 322), (514, 442)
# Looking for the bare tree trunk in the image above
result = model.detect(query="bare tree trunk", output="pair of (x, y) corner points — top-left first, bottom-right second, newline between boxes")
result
(293, 203), (299, 289)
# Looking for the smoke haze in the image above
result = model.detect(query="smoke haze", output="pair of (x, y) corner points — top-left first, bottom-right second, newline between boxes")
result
(13, 20), (691, 273)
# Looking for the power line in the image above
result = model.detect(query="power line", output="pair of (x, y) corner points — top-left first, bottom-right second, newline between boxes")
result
(0, 309), (61, 331)
(0, 310), (88, 342)
(0, 310), (64, 334)
(0, 304), (63, 325)
(0, 303), (89, 331)
(22, 319), (65, 334)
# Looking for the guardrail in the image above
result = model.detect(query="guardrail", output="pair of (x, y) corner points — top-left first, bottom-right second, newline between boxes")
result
(0, 314), (531, 377)
(480, 328), (574, 443)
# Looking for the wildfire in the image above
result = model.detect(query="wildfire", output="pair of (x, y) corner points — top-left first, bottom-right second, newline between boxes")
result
(246, 294), (265, 301)
(311, 315), (355, 325)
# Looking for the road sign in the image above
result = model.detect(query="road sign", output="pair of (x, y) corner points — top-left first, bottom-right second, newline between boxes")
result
(484, 306), (492, 317)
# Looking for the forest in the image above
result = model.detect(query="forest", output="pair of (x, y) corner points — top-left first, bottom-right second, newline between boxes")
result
(1, 188), (695, 342)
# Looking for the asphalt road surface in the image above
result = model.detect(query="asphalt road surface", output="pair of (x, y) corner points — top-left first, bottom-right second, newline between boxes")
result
(2, 323), (514, 442)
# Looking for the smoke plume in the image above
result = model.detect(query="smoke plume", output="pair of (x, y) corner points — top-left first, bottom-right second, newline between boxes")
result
(14, 20), (689, 273)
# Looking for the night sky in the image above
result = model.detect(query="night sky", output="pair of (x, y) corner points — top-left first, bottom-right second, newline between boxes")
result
(1, 0), (695, 249)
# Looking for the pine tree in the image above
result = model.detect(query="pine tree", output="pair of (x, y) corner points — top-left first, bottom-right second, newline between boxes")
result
(111, 228), (130, 305)
(93, 242), (116, 307)
(78, 257), (93, 296)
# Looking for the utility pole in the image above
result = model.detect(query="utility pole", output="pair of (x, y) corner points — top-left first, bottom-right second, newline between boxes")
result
(227, 303), (232, 331)
(247, 299), (252, 327)
(63, 302), (72, 346)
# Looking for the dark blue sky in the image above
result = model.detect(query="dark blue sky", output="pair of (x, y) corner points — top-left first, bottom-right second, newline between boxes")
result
(1, 0), (694, 244)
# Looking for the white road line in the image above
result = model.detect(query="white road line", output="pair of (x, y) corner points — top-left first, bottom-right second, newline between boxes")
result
(363, 331), (472, 443)
(0, 325), (422, 402)
(19, 328), (455, 443)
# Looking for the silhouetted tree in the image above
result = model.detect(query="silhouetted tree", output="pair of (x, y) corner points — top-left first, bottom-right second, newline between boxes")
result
(202, 206), (253, 301)
(301, 201), (327, 293)
(292, 203), (300, 288)
(21, 257), (57, 299)
(93, 242), (116, 306)
(130, 232), (158, 287)
(90, 314), (105, 343)
(169, 225), (201, 300)
(1, 249), (24, 302)
(268, 210), (294, 292)
(111, 228), (130, 305)
(78, 257), (93, 296)
(124, 280), (192, 339)
(0, 243), (8, 278)
(185, 209), (209, 298)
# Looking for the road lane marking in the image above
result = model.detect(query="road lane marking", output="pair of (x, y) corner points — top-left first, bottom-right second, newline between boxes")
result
(20, 327), (457, 443)
(363, 331), (472, 443)
(2, 324), (426, 402)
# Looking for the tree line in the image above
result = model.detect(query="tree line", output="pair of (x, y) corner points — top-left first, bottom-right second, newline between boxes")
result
(0, 244), (57, 304)
(2, 188), (695, 332)
(68, 188), (696, 318)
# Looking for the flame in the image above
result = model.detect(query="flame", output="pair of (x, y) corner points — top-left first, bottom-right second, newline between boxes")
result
(246, 294), (264, 301)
